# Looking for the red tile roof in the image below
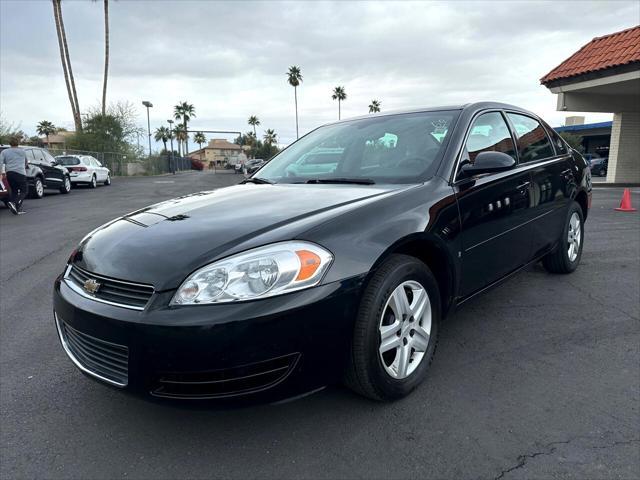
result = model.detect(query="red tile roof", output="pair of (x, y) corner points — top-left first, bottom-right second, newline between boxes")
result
(541, 25), (640, 85)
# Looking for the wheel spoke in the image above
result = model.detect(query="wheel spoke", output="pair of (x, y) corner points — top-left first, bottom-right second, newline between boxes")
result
(390, 287), (411, 318)
(411, 288), (429, 321)
(379, 321), (402, 353)
(394, 344), (411, 378)
(412, 326), (430, 352)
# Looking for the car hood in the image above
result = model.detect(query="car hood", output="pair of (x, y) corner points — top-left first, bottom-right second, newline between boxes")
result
(76, 183), (413, 290)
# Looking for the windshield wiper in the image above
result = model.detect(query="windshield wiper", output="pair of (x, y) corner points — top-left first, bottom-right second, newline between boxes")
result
(305, 177), (375, 185)
(241, 177), (274, 185)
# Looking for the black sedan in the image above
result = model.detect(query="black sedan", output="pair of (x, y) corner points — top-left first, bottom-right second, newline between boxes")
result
(54, 102), (591, 402)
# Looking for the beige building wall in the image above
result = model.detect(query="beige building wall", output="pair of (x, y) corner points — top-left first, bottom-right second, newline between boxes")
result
(608, 111), (640, 183)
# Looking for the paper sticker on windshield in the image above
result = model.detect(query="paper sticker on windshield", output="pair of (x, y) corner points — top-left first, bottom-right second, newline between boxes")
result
(431, 119), (448, 135)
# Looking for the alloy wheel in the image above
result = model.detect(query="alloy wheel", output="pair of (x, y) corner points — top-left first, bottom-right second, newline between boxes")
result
(567, 212), (581, 262)
(378, 280), (431, 379)
(36, 179), (44, 197)
(64, 177), (71, 192)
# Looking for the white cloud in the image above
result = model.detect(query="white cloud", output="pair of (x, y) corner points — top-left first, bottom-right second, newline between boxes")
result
(1, 0), (637, 147)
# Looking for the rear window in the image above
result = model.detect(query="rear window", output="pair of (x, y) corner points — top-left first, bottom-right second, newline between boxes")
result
(57, 156), (81, 166)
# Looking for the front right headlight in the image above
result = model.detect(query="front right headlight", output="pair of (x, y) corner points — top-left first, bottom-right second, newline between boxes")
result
(171, 241), (333, 305)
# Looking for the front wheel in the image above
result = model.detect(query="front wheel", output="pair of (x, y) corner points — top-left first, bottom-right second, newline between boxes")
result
(345, 254), (440, 401)
(60, 176), (71, 194)
(599, 168), (606, 177)
(542, 201), (584, 274)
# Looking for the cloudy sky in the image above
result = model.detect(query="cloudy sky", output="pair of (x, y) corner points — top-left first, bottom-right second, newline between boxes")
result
(1, 0), (638, 149)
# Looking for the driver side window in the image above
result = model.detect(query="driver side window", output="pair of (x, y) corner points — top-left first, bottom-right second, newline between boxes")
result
(464, 112), (517, 165)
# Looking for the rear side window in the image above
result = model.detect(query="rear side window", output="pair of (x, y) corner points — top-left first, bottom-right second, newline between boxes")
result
(464, 112), (517, 164)
(543, 122), (569, 155)
(507, 113), (555, 162)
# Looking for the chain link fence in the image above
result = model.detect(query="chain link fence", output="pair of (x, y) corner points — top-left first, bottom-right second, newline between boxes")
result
(48, 148), (193, 177)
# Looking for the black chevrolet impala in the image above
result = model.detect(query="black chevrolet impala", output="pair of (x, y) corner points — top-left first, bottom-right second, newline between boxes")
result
(54, 102), (592, 401)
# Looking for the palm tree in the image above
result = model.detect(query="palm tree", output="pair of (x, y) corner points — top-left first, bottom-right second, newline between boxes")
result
(287, 66), (303, 139)
(248, 115), (260, 137)
(194, 131), (206, 160)
(52, 0), (82, 132)
(174, 102), (195, 154)
(154, 126), (171, 153)
(263, 129), (277, 146)
(174, 124), (188, 156)
(101, 0), (109, 115)
(368, 99), (381, 113)
(332, 86), (347, 120)
(36, 120), (57, 145)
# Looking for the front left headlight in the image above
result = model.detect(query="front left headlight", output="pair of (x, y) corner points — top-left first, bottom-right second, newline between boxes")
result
(171, 241), (333, 305)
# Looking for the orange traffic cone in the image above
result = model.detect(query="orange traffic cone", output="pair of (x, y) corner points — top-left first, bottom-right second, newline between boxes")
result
(614, 188), (637, 212)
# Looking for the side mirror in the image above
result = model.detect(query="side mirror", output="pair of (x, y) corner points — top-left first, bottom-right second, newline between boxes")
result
(461, 151), (515, 176)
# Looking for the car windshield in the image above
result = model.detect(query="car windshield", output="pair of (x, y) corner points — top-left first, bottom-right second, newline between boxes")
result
(256, 110), (459, 184)
(56, 156), (81, 166)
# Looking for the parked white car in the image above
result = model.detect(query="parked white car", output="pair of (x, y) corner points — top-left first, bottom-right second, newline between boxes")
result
(55, 155), (111, 188)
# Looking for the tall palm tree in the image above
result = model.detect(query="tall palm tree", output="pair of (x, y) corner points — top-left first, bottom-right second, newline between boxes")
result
(287, 66), (303, 139)
(368, 99), (381, 113)
(194, 131), (206, 160)
(332, 86), (347, 120)
(174, 102), (195, 154)
(174, 124), (188, 156)
(36, 120), (57, 145)
(101, 0), (109, 115)
(154, 126), (171, 153)
(248, 115), (260, 137)
(52, 0), (82, 132)
(263, 129), (277, 146)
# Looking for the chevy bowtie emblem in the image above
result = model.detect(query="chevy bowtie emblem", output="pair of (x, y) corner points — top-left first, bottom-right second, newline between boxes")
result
(83, 278), (101, 294)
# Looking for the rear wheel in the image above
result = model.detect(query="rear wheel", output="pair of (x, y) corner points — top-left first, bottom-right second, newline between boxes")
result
(30, 177), (44, 199)
(599, 168), (606, 177)
(89, 175), (97, 189)
(60, 176), (71, 194)
(542, 202), (584, 274)
(104, 174), (111, 186)
(345, 254), (440, 401)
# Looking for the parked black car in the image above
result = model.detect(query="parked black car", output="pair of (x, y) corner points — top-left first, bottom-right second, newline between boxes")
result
(54, 102), (591, 402)
(586, 154), (608, 177)
(0, 145), (72, 198)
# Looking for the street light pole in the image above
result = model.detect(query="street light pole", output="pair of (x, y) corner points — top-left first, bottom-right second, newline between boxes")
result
(167, 119), (175, 175)
(142, 101), (153, 157)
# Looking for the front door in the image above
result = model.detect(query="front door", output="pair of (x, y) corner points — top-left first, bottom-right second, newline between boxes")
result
(454, 111), (533, 297)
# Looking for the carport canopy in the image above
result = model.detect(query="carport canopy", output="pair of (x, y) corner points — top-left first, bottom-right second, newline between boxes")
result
(541, 26), (640, 183)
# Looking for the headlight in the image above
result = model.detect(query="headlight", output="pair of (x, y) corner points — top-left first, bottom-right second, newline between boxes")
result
(171, 241), (333, 305)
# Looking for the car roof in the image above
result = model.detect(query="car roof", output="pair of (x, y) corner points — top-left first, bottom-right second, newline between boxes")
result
(322, 101), (538, 126)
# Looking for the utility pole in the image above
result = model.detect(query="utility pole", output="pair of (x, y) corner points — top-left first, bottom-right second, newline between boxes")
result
(142, 100), (153, 156)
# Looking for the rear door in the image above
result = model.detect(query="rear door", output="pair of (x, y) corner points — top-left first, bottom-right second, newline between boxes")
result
(506, 113), (573, 259)
(454, 111), (534, 296)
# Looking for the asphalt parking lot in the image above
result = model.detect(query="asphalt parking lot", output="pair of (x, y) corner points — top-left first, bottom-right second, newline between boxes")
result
(1, 173), (638, 480)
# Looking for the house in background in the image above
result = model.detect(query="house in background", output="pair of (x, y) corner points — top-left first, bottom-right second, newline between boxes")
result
(189, 139), (242, 168)
(41, 130), (75, 150)
(541, 25), (640, 184)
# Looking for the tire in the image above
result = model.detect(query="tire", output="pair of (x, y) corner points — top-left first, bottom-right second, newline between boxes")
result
(60, 176), (71, 194)
(542, 201), (584, 274)
(30, 177), (44, 199)
(345, 254), (440, 401)
(104, 174), (111, 186)
(89, 175), (97, 189)
(599, 168), (606, 177)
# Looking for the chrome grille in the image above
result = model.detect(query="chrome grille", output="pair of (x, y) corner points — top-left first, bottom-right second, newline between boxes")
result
(65, 264), (154, 310)
(56, 315), (128, 387)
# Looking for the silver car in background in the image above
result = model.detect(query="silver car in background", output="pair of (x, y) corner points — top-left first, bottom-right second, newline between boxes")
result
(55, 155), (111, 188)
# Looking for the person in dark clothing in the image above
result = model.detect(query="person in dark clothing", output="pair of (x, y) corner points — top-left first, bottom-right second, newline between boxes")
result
(0, 138), (29, 215)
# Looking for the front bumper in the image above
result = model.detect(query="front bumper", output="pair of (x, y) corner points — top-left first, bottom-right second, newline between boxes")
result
(53, 271), (363, 401)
